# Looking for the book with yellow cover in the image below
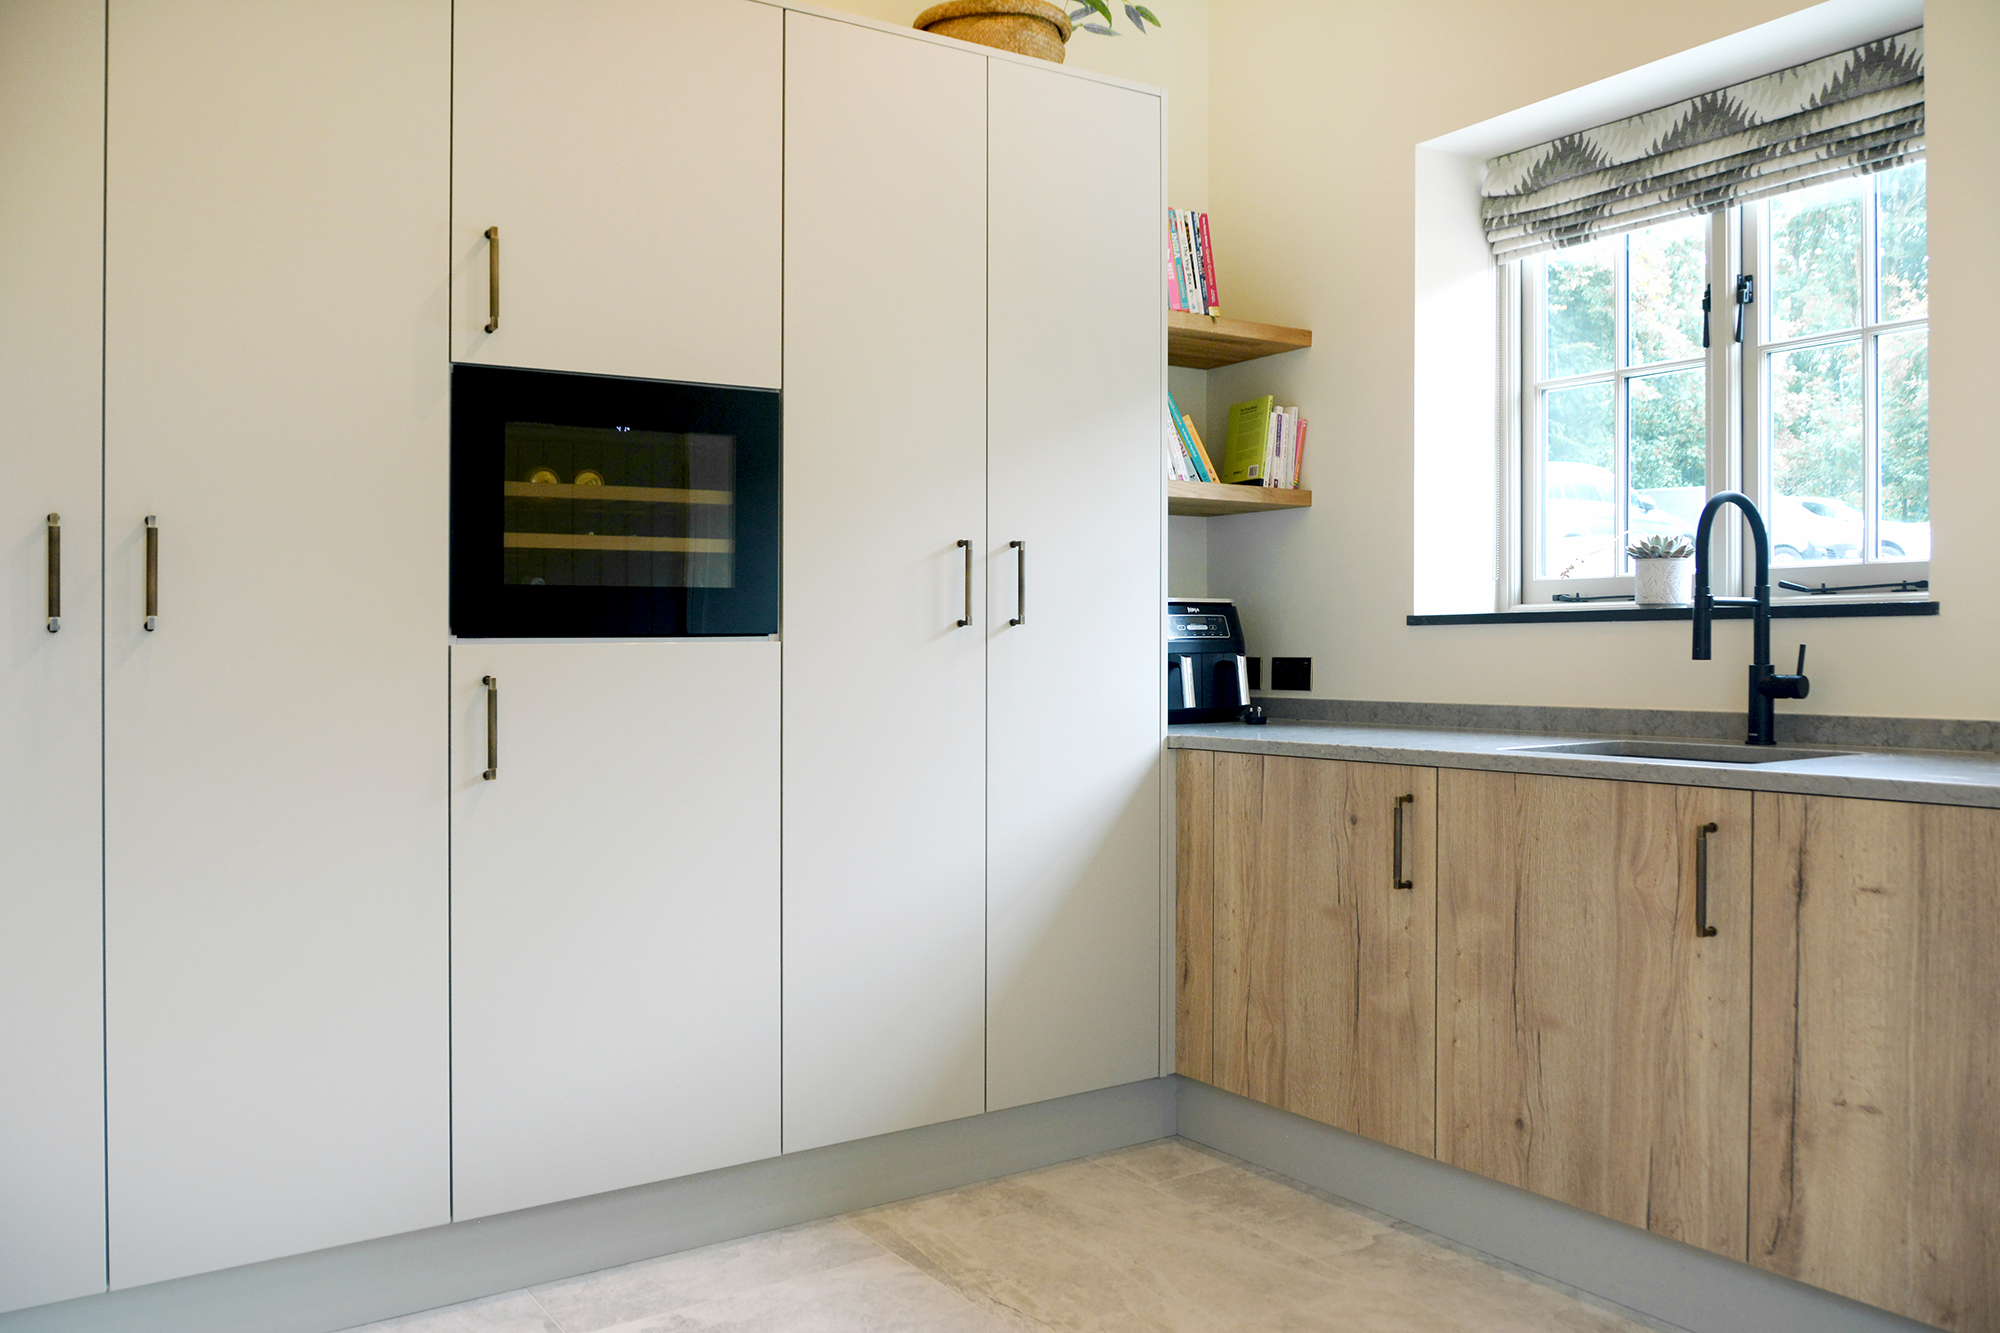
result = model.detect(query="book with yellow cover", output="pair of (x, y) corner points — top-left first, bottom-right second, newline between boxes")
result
(1222, 396), (1275, 484)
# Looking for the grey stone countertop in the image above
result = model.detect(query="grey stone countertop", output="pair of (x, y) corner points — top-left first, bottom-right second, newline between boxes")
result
(1167, 720), (2000, 809)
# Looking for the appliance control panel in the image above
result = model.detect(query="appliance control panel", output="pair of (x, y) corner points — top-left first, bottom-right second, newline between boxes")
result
(1169, 613), (1231, 639)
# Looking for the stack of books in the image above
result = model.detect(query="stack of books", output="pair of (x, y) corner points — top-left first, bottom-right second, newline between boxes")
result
(1222, 395), (1307, 489)
(1163, 390), (1218, 482)
(1167, 209), (1219, 315)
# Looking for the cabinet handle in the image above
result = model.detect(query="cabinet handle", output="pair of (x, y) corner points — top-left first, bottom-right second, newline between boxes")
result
(1695, 821), (1720, 937)
(143, 516), (158, 631)
(1009, 540), (1026, 626)
(956, 539), (972, 627)
(1393, 793), (1414, 890)
(482, 675), (499, 781)
(484, 226), (500, 333)
(46, 513), (60, 632)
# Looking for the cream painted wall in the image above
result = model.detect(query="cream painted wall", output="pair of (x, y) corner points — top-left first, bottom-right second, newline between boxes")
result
(1201, 0), (2000, 722)
(816, 0), (1208, 211)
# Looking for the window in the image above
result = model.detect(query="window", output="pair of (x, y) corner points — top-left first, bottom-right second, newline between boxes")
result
(1750, 163), (1929, 568)
(1514, 162), (1928, 604)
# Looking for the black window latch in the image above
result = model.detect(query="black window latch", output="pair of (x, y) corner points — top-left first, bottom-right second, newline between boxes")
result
(1702, 283), (1712, 349)
(1734, 274), (1755, 343)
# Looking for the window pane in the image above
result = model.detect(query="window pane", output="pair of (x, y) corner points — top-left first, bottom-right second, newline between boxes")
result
(1541, 381), (1614, 579)
(1629, 217), (1706, 365)
(1629, 368), (1705, 567)
(1769, 178), (1863, 341)
(1877, 162), (1927, 322)
(1878, 327), (1929, 560)
(1544, 238), (1615, 377)
(1768, 341), (1863, 565)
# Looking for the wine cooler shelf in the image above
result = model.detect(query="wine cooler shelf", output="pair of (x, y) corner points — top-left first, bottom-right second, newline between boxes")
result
(501, 533), (735, 553)
(502, 481), (733, 506)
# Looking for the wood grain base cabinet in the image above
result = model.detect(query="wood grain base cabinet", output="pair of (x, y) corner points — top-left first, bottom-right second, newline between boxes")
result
(1751, 794), (2000, 1332)
(1185, 753), (1437, 1157)
(1437, 770), (1750, 1259)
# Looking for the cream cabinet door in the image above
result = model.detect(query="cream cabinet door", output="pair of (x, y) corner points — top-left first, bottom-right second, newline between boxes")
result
(780, 12), (989, 1152)
(0, 0), (106, 1312)
(103, 1), (451, 1287)
(986, 61), (1165, 1111)
(452, 0), (781, 388)
(450, 642), (780, 1219)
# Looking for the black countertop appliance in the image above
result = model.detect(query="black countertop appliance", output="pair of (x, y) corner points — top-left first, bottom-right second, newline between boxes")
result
(1168, 597), (1252, 723)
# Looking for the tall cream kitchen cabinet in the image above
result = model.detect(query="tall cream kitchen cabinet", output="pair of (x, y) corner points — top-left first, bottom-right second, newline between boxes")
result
(449, 644), (780, 1218)
(781, 12), (991, 1152)
(103, 1), (451, 1288)
(0, 0), (106, 1313)
(986, 59), (1164, 1110)
(452, 0), (782, 388)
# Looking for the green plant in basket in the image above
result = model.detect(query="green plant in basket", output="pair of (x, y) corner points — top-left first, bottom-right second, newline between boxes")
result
(1068, 1), (1160, 34)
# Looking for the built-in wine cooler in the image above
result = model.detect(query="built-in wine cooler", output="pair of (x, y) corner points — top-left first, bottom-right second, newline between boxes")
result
(451, 364), (780, 637)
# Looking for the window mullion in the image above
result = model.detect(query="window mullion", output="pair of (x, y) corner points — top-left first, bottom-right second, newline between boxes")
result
(1615, 237), (1630, 572)
(1861, 173), (1882, 561)
(1737, 203), (1764, 597)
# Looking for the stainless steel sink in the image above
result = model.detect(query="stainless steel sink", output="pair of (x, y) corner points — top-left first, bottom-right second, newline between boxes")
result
(1505, 739), (1848, 765)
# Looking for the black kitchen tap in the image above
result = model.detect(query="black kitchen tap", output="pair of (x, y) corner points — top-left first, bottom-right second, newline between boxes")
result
(1691, 491), (1810, 746)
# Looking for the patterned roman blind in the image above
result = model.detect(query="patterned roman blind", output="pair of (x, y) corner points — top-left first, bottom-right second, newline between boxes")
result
(1481, 28), (1923, 261)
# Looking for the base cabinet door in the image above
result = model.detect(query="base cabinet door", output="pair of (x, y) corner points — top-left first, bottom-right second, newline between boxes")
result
(1437, 770), (1750, 1259)
(1173, 751), (1217, 1084)
(779, 12), (988, 1151)
(450, 642), (780, 1219)
(452, 0), (781, 387)
(102, 1), (451, 1287)
(1751, 794), (2000, 1331)
(1212, 755), (1436, 1156)
(0, 0), (106, 1312)
(986, 58), (1164, 1111)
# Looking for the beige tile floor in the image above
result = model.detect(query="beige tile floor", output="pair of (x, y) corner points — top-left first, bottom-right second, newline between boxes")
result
(348, 1138), (1686, 1333)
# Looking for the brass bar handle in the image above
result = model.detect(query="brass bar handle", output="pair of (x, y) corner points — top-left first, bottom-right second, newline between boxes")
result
(1695, 821), (1720, 936)
(46, 513), (60, 632)
(1393, 794), (1414, 890)
(1009, 540), (1025, 626)
(956, 539), (972, 627)
(484, 226), (500, 333)
(482, 676), (499, 780)
(144, 516), (158, 631)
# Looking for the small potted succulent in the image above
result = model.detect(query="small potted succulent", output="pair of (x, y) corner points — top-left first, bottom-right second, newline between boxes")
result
(1627, 535), (1695, 606)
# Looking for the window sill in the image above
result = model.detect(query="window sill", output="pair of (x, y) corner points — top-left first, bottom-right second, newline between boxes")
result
(1407, 599), (1939, 627)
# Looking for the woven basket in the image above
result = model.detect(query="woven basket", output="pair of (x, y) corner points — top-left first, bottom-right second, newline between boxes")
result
(914, 0), (1072, 64)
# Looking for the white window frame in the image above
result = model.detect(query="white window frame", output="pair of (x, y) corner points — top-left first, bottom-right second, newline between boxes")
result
(1741, 175), (1930, 589)
(1505, 170), (1929, 608)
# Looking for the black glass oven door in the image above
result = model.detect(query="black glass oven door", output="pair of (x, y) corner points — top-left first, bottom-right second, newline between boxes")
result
(451, 364), (779, 638)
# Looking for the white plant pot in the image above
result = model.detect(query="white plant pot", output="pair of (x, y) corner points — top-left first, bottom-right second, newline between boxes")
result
(1634, 557), (1693, 607)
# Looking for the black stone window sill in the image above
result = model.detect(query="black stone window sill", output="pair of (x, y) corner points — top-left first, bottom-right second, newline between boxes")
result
(1407, 599), (1938, 627)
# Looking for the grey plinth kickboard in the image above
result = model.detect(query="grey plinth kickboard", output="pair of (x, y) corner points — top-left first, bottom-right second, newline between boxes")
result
(0, 1080), (1177, 1333)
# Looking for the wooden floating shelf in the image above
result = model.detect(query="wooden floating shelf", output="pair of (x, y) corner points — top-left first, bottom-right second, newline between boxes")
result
(1168, 480), (1311, 517)
(1168, 311), (1312, 369)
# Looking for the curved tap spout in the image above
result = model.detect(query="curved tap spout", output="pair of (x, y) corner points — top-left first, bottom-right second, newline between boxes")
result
(1691, 491), (1771, 665)
(1690, 491), (1807, 744)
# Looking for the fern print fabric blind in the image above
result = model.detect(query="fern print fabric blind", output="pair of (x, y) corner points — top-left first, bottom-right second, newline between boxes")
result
(1481, 28), (1922, 260)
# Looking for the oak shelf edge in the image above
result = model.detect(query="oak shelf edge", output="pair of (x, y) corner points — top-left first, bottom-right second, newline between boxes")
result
(1168, 480), (1312, 517)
